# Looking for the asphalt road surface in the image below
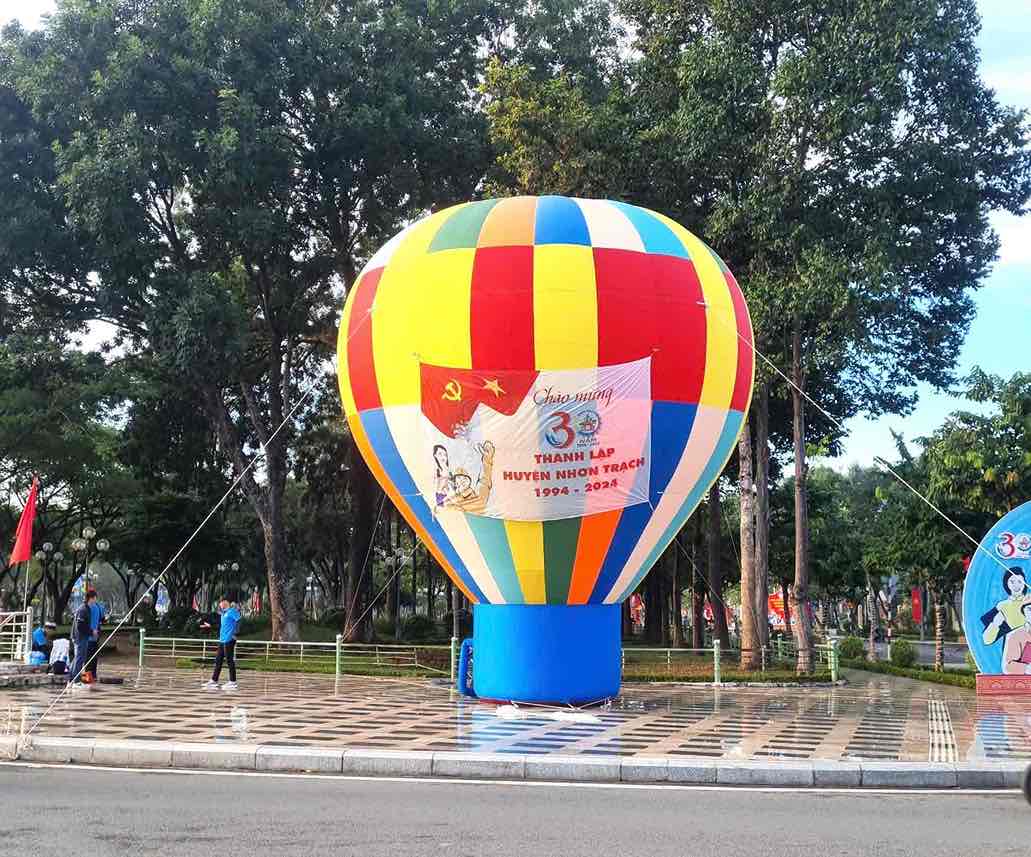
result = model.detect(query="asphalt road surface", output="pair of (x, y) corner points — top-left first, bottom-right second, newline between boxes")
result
(2, 763), (1027, 857)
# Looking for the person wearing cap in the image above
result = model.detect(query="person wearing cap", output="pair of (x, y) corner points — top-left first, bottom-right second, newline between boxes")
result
(1002, 597), (1031, 675)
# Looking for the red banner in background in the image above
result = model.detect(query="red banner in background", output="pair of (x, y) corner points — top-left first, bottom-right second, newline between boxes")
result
(911, 588), (923, 624)
(9, 476), (39, 565)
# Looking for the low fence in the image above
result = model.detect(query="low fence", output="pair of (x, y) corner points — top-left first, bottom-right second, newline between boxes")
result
(140, 633), (452, 679)
(139, 631), (839, 685)
(0, 609), (32, 664)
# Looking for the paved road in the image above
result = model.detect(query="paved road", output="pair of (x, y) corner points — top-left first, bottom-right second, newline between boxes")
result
(2, 764), (1027, 857)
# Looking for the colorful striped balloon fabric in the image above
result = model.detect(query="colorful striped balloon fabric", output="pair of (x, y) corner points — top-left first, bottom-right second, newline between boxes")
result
(338, 195), (753, 608)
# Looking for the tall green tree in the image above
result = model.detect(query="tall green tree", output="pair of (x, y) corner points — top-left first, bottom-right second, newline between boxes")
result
(1, 0), (503, 639)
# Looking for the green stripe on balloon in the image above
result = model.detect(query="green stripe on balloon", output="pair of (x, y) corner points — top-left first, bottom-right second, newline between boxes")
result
(543, 517), (583, 604)
(428, 199), (500, 252)
(465, 514), (523, 603)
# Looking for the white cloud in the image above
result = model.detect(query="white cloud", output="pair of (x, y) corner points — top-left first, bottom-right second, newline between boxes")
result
(2, 0), (55, 29)
(981, 67), (1031, 111)
(990, 210), (1031, 268)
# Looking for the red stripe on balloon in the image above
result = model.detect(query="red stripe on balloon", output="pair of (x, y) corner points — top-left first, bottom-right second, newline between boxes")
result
(726, 269), (754, 412)
(470, 245), (535, 369)
(594, 249), (706, 403)
(347, 267), (384, 411)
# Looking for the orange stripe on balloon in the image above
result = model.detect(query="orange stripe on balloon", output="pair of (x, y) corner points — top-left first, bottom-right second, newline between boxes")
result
(477, 196), (538, 247)
(347, 412), (476, 604)
(566, 509), (622, 604)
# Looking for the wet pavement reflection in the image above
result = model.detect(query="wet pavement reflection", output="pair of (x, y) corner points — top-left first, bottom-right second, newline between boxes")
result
(3, 666), (1031, 762)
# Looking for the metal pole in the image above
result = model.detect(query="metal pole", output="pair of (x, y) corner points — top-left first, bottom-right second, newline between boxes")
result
(23, 606), (33, 664)
(713, 638), (721, 686)
(138, 627), (146, 669)
(335, 634), (343, 680)
(449, 636), (458, 684)
(830, 638), (839, 683)
(20, 562), (30, 617)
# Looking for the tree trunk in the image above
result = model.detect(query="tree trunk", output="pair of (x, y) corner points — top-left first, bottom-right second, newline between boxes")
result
(425, 551), (436, 621)
(671, 534), (684, 648)
(262, 492), (298, 641)
(691, 519), (706, 648)
(738, 420), (759, 671)
(622, 598), (633, 639)
(389, 507), (401, 640)
(790, 322), (814, 674)
(754, 383), (770, 650)
(444, 575), (453, 631)
(933, 589), (945, 672)
(867, 578), (878, 662)
(344, 451), (380, 642)
(707, 483), (729, 648)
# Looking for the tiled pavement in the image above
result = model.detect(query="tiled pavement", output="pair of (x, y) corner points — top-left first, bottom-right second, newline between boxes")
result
(3, 666), (1031, 763)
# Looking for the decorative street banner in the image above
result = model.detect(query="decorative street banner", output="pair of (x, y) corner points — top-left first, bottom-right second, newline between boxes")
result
(963, 500), (1031, 675)
(420, 357), (652, 521)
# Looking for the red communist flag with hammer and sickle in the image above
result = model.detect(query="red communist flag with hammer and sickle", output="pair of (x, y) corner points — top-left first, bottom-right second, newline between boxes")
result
(420, 364), (538, 438)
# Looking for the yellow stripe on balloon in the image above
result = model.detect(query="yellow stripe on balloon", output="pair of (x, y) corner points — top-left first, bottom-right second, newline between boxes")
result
(652, 214), (737, 411)
(504, 520), (546, 604)
(532, 245), (598, 369)
(337, 285), (359, 416)
(373, 247), (476, 407)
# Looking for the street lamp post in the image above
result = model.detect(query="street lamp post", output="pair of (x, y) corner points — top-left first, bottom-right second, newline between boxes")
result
(72, 527), (108, 596)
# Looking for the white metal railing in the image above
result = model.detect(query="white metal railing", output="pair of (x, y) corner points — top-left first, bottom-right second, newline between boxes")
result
(137, 632), (839, 685)
(140, 634), (452, 677)
(0, 609), (32, 664)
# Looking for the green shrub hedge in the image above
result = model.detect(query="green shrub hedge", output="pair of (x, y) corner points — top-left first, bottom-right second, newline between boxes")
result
(841, 658), (975, 689)
(889, 639), (918, 668)
(838, 636), (865, 660)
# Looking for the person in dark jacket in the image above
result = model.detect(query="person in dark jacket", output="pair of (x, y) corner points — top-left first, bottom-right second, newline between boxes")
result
(70, 591), (97, 690)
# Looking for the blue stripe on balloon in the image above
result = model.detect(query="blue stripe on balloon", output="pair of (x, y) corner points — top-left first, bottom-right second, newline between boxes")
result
(359, 409), (487, 603)
(534, 195), (591, 246)
(609, 202), (688, 258)
(604, 410), (744, 602)
(465, 515), (524, 603)
(587, 401), (696, 603)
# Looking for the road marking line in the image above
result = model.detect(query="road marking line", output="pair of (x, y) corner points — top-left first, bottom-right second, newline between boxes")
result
(0, 760), (1017, 796)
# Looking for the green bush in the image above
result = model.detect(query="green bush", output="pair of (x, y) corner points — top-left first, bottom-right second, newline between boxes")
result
(399, 614), (439, 642)
(965, 650), (978, 672)
(838, 636), (865, 660)
(840, 658), (976, 689)
(890, 639), (918, 668)
(320, 608), (349, 629)
(158, 606), (198, 633)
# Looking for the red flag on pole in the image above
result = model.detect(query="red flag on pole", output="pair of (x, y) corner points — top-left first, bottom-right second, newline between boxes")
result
(9, 476), (39, 565)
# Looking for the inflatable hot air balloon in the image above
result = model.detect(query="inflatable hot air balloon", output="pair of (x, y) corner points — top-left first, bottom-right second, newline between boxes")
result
(338, 196), (753, 703)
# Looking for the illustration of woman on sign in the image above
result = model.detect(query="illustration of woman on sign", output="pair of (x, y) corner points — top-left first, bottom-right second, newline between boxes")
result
(433, 444), (452, 507)
(982, 567), (1030, 646)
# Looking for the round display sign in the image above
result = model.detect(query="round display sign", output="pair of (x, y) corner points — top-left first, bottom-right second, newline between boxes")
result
(963, 500), (1031, 675)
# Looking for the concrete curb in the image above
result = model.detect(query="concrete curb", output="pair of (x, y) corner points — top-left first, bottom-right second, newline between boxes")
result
(3, 737), (1025, 789)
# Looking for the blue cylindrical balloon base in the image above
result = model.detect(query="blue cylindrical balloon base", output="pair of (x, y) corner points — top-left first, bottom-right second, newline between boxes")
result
(471, 603), (622, 704)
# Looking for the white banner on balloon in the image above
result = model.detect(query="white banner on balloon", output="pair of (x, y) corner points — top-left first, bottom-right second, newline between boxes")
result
(420, 357), (652, 521)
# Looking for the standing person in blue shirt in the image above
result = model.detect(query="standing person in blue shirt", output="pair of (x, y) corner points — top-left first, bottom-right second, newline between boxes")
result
(86, 592), (103, 682)
(202, 594), (241, 691)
